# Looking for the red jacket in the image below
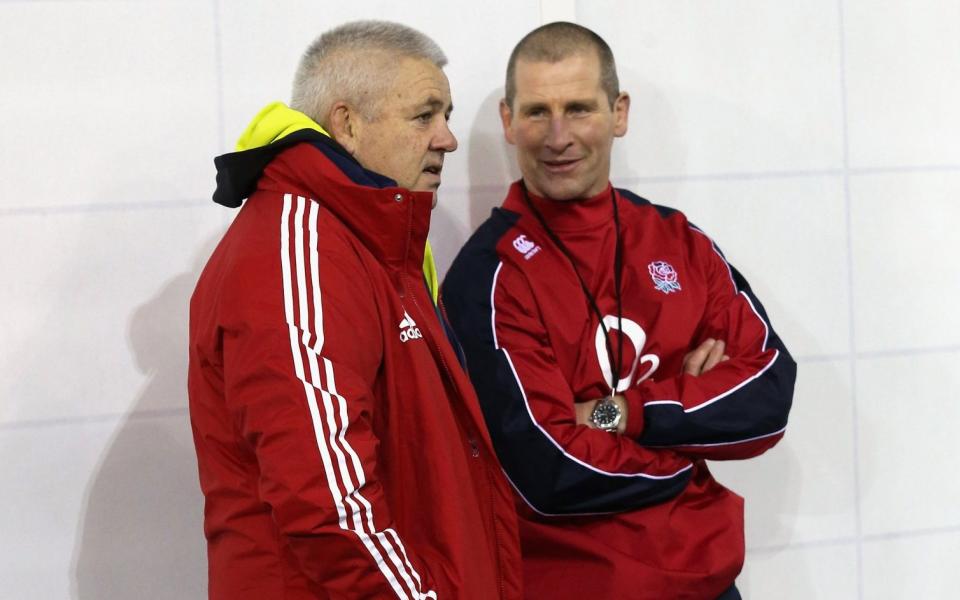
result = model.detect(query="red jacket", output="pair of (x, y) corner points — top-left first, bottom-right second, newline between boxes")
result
(442, 182), (796, 599)
(189, 133), (522, 599)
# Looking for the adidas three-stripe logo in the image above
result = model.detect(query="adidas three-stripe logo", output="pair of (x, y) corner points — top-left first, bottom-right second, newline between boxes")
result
(399, 310), (423, 343)
(279, 194), (436, 599)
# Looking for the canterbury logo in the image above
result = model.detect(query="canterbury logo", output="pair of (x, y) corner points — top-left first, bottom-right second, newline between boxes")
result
(399, 310), (423, 343)
(512, 234), (541, 260)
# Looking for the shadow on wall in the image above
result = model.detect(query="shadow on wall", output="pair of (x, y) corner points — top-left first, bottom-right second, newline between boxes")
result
(429, 88), (518, 278)
(466, 89), (520, 233)
(718, 442), (804, 597)
(611, 69), (685, 201)
(71, 234), (224, 600)
(619, 74), (811, 593)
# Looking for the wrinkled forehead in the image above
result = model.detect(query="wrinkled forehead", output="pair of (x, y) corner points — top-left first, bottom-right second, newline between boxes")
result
(512, 53), (605, 102)
(383, 57), (452, 106)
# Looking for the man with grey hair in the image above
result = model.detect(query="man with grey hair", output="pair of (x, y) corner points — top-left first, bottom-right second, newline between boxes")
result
(444, 21), (795, 600)
(190, 20), (521, 599)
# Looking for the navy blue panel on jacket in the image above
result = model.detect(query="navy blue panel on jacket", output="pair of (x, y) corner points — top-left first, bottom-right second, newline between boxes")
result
(443, 208), (693, 516)
(617, 187), (795, 451)
(640, 224), (795, 450)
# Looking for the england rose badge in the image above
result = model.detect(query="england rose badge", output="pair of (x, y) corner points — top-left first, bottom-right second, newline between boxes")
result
(648, 260), (681, 294)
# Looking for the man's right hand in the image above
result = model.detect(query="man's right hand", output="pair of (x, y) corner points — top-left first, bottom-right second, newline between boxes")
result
(682, 338), (729, 376)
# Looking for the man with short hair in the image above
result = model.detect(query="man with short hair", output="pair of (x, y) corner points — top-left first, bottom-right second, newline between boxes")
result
(189, 21), (521, 599)
(443, 22), (796, 599)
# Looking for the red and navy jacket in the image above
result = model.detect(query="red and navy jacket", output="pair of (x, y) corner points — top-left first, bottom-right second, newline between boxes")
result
(189, 131), (522, 599)
(442, 181), (796, 599)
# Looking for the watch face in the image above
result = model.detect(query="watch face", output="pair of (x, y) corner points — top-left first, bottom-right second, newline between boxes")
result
(591, 400), (621, 430)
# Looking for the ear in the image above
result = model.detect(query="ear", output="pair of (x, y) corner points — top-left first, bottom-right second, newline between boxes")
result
(327, 101), (361, 155)
(499, 99), (516, 146)
(612, 91), (630, 138)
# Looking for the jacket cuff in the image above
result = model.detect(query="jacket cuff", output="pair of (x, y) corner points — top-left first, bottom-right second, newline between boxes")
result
(622, 389), (645, 438)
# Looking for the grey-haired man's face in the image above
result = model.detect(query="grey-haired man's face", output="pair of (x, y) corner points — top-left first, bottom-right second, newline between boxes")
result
(352, 57), (457, 200)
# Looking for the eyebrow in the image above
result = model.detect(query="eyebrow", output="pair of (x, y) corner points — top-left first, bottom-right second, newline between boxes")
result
(417, 96), (453, 114)
(518, 98), (599, 113)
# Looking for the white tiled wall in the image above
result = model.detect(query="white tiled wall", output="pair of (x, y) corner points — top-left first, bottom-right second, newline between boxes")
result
(0, 1), (221, 209)
(0, 414), (205, 599)
(849, 171), (960, 353)
(579, 0), (960, 597)
(711, 360), (858, 550)
(861, 531), (960, 600)
(1, 0), (955, 598)
(857, 353), (960, 536)
(844, 0), (960, 169)
(740, 542), (860, 599)
(579, 0), (846, 178)
(0, 208), (225, 425)
(633, 176), (851, 359)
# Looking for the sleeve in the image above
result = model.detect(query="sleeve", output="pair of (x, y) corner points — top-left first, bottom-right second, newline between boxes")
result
(223, 196), (438, 599)
(443, 254), (693, 517)
(624, 225), (797, 461)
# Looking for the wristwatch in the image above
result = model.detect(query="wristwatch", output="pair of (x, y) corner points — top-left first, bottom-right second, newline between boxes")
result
(590, 397), (622, 432)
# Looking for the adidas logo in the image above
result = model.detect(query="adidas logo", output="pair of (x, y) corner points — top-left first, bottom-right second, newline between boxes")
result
(399, 310), (423, 343)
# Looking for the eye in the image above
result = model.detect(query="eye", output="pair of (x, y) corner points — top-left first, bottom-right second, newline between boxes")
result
(415, 111), (433, 124)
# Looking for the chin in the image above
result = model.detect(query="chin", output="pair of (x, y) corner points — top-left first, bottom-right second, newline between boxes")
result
(526, 174), (582, 202)
(412, 180), (442, 193)
(540, 184), (587, 202)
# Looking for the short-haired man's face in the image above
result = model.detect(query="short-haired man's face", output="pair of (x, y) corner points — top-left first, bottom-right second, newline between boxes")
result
(500, 51), (628, 201)
(351, 57), (457, 203)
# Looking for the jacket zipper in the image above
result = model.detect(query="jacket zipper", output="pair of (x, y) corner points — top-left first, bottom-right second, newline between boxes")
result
(403, 276), (507, 599)
(398, 200), (508, 598)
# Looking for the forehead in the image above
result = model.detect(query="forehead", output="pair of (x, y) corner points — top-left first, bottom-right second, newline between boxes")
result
(513, 52), (604, 103)
(382, 56), (452, 108)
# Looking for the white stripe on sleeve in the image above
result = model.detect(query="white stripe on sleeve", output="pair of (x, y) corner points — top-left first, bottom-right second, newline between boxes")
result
(280, 193), (433, 599)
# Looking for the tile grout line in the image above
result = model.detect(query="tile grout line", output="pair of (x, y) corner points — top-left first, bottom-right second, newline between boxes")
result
(4, 343), (956, 434)
(794, 344), (960, 365)
(619, 168), (844, 185)
(746, 523), (960, 556)
(747, 535), (860, 555)
(0, 407), (190, 433)
(618, 163), (960, 187)
(836, 1), (864, 598)
(794, 352), (852, 363)
(3, 162), (960, 218)
(851, 163), (960, 175)
(0, 199), (209, 217)
(857, 344), (960, 359)
(861, 524), (960, 544)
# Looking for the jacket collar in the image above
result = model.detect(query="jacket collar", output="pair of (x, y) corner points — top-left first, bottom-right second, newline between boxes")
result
(502, 179), (616, 232)
(260, 141), (434, 273)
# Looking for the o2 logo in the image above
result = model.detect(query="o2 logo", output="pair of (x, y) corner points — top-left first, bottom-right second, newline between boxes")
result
(594, 315), (659, 393)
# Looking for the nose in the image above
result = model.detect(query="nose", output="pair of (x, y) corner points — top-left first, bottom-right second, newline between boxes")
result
(432, 119), (458, 153)
(545, 115), (573, 153)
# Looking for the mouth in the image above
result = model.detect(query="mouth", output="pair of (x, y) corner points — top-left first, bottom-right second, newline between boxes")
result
(542, 158), (581, 174)
(420, 164), (443, 189)
(419, 164), (443, 189)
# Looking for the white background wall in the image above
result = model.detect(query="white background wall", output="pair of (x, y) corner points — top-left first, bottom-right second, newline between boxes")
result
(1, 1), (957, 598)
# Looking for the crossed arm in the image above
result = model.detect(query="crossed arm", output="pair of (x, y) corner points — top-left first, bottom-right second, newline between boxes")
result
(575, 338), (729, 431)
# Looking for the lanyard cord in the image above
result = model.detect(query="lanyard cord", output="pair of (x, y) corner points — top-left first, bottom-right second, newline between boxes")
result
(519, 181), (624, 396)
